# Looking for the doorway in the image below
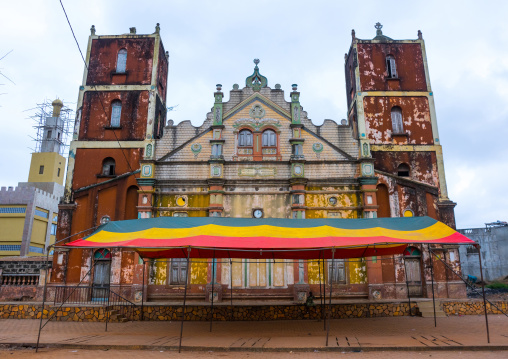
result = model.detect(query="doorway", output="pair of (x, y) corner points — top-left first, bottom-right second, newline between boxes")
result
(92, 249), (111, 301)
(404, 247), (423, 296)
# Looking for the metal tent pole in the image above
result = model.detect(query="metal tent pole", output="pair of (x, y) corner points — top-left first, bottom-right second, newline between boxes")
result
(477, 244), (490, 343)
(35, 250), (51, 353)
(326, 248), (335, 346)
(105, 248), (113, 332)
(230, 258), (233, 320)
(403, 254), (412, 316)
(210, 253), (215, 332)
(141, 258), (145, 321)
(178, 247), (191, 353)
(427, 244), (437, 327)
(322, 250), (326, 330)
(318, 255), (323, 322)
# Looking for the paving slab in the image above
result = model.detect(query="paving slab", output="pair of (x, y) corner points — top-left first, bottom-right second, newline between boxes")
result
(0, 315), (507, 352)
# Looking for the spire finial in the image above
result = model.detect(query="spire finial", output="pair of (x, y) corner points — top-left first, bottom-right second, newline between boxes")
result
(254, 58), (260, 67)
(155, 23), (160, 34)
(418, 30), (423, 40)
(351, 29), (356, 40)
(375, 22), (383, 36)
(90, 25), (96, 35)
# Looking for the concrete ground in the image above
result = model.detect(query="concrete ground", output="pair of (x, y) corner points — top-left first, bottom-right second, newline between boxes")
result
(0, 315), (507, 353)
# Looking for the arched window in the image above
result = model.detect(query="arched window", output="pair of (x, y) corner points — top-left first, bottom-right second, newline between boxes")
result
(116, 49), (127, 73)
(102, 157), (116, 176)
(238, 130), (253, 146)
(94, 248), (111, 260)
(397, 163), (410, 177)
(391, 106), (403, 134)
(262, 129), (276, 147)
(386, 55), (397, 78)
(110, 101), (122, 127)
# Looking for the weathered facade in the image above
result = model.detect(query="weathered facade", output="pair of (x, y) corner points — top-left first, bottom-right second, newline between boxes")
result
(50, 24), (464, 304)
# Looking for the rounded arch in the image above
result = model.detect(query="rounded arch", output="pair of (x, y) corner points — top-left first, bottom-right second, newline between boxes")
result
(110, 100), (122, 127)
(262, 129), (276, 147)
(404, 246), (421, 257)
(397, 163), (410, 177)
(116, 48), (127, 73)
(125, 185), (139, 220)
(238, 129), (253, 146)
(390, 106), (403, 133)
(94, 248), (111, 260)
(376, 183), (390, 218)
(102, 157), (116, 176)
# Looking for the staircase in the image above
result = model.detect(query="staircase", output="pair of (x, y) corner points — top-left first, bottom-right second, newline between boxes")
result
(108, 308), (129, 322)
(416, 301), (447, 318)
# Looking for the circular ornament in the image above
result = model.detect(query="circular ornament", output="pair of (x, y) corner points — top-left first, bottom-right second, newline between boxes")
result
(312, 143), (324, 153)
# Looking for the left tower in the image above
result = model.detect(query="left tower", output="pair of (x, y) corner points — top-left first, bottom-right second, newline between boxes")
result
(54, 25), (168, 283)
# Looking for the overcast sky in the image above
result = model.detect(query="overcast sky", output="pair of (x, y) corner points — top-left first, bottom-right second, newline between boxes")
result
(1, 1), (507, 229)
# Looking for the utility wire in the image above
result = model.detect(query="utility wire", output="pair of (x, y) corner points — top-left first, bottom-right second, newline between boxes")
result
(59, 0), (150, 200)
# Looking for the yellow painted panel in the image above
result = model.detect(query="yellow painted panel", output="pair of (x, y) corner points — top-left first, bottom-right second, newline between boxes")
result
(30, 218), (47, 246)
(232, 259), (243, 287)
(249, 261), (257, 286)
(348, 258), (367, 284)
(0, 217), (25, 241)
(28, 152), (65, 185)
(153, 259), (167, 285)
(259, 261), (266, 287)
(273, 259), (285, 287)
(308, 259), (326, 284)
(190, 259), (207, 284)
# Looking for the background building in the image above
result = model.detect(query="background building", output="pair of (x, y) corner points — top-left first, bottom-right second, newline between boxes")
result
(0, 99), (69, 300)
(51, 24), (464, 303)
(458, 221), (508, 281)
(0, 99), (69, 257)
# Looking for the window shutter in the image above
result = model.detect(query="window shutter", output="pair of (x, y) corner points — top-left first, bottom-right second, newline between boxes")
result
(116, 49), (127, 73)
(111, 103), (121, 127)
(390, 57), (397, 78)
(391, 108), (403, 133)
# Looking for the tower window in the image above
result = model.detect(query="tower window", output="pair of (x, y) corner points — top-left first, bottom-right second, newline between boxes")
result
(57, 168), (61, 177)
(397, 163), (410, 177)
(211, 144), (223, 157)
(292, 144), (303, 156)
(391, 106), (403, 134)
(116, 49), (127, 73)
(110, 101), (122, 127)
(238, 130), (253, 146)
(47, 130), (52, 139)
(386, 55), (397, 78)
(39, 165), (44, 174)
(262, 129), (276, 146)
(102, 158), (116, 176)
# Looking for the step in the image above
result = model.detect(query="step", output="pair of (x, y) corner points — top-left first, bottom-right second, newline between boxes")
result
(420, 310), (447, 318)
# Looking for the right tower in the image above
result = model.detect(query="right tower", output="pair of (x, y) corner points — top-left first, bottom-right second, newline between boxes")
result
(345, 23), (456, 228)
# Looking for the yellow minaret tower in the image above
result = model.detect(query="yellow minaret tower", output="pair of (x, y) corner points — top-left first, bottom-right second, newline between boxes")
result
(27, 99), (66, 185)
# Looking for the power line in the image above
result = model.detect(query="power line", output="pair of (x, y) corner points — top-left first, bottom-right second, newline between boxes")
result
(59, 0), (150, 200)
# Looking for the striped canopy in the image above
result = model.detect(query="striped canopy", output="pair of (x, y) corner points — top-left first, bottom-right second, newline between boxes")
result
(64, 216), (475, 259)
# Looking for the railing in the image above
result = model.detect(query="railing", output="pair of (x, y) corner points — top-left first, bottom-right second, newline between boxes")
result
(53, 285), (138, 321)
(1, 275), (39, 286)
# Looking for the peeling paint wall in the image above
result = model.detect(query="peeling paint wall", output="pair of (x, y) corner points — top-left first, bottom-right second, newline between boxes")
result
(87, 38), (154, 85)
(80, 91), (149, 141)
(357, 43), (427, 92)
(364, 97), (433, 145)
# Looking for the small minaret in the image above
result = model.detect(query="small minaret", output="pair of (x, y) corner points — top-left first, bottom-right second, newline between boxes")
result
(27, 99), (66, 186)
(40, 99), (64, 153)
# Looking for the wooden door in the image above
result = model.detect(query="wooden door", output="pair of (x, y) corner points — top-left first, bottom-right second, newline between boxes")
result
(92, 261), (110, 300)
(405, 258), (423, 296)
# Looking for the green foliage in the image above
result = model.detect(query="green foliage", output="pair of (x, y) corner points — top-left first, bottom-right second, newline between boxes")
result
(486, 282), (508, 289)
